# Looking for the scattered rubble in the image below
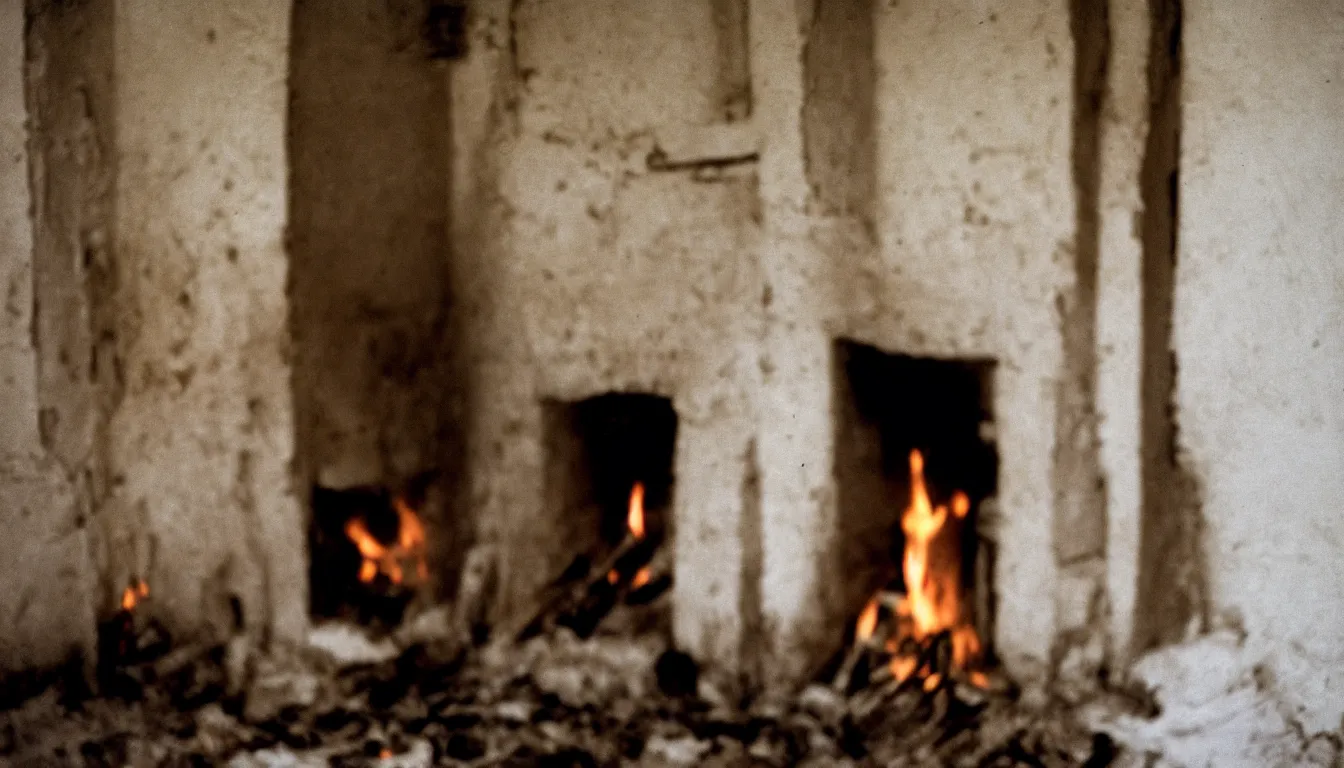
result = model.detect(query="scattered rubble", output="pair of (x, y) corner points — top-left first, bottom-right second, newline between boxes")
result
(0, 605), (1135, 767)
(0, 557), (1240, 766)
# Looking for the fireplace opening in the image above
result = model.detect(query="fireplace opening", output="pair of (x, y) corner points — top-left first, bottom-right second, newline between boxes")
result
(523, 392), (678, 639)
(307, 478), (436, 629)
(831, 340), (999, 691)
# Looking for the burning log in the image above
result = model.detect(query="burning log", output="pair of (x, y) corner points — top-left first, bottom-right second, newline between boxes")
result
(513, 482), (668, 642)
(515, 533), (660, 641)
(837, 450), (991, 705)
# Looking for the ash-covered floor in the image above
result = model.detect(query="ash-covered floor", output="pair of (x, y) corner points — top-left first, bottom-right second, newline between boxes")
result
(2, 616), (1116, 768)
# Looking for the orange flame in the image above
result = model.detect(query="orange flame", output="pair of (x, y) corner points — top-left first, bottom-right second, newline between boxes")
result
(854, 450), (985, 686)
(627, 482), (646, 539)
(609, 482), (651, 588)
(855, 597), (880, 642)
(121, 578), (150, 611)
(345, 496), (429, 587)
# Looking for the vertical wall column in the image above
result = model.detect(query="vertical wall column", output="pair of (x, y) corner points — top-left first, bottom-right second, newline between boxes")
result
(749, 0), (841, 679)
(288, 0), (453, 492)
(870, 0), (1077, 677)
(105, 0), (305, 643)
(0, 0), (96, 674)
(446, 0), (547, 621)
(1096, 0), (1151, 667)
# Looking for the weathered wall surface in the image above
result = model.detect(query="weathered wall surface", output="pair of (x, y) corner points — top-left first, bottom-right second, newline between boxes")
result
(0, 0), (96, 673)
(452, 0), (1090, 685)
(1178, 0), (1344, 733)
(450, 0), (761, 669)
(860, 0), (1078, 674)
(1098, 0), (1150, 668)
(288, 0), (452, 490)
(0, 0), (37, 456)
(105, 0), (305, 642)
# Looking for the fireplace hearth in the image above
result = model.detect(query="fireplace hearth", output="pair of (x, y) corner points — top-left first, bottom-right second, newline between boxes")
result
(832, 340), (1000, 686)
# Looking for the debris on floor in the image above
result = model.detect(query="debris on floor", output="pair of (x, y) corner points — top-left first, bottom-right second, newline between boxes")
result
(3, 607), (1126, 767)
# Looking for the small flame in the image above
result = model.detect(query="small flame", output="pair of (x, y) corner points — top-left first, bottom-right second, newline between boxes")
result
(345, 496), (429, 587)
(609, 482), (651, 587)
(121, 578), (150, 611)
(852, 450), (985, 687)
(855, 597), (880, 642)
(627, 482), (646, 539)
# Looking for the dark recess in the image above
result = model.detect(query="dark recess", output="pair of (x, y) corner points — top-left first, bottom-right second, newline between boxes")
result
(833, 340), (998, 623)
(1055, 0), (1111, 564)
(564, 393), (678, 546)
(425, 0), (469, 59)
(1133, 0), (1209, 654)
(307, 477), (436, 628)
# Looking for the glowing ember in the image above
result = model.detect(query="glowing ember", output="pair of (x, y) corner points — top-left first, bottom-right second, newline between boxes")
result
(854, 449), (985, 687)
(121, 578), (149, 611)
(345, 496), (429, 587)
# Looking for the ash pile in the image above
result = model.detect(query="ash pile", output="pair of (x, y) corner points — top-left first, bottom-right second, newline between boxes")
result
(3, 548), (1126, 768)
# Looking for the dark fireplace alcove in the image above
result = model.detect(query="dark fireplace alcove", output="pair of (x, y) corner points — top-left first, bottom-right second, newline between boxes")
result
(536, 392), (678, 636)
(543, 393), (677, 556)
(832, 339), (1000, 660)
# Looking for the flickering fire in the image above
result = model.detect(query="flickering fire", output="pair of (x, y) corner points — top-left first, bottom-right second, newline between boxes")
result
(608, 482), (651, 588)
(345, 496), (429, 587)
(121, 578), (150, 611)
(627, 482), (646, 539)
(854, 449), (985, 687)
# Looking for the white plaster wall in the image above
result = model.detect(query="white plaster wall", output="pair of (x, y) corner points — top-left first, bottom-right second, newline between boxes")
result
(748, 0), (830, 677)
(1098, 0), (1149, 664)
(864, 0), (1077, 673)
(107, 0), (306, 641)
(1178, 0), (1344, 733)
(451, 0), (761, 669)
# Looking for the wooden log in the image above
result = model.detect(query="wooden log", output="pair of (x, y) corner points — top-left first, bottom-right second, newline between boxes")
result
(511, 534), (661, 641)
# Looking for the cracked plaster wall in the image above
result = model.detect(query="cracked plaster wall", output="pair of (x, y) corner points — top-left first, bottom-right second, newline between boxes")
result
(8, 0), (1340, 719)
